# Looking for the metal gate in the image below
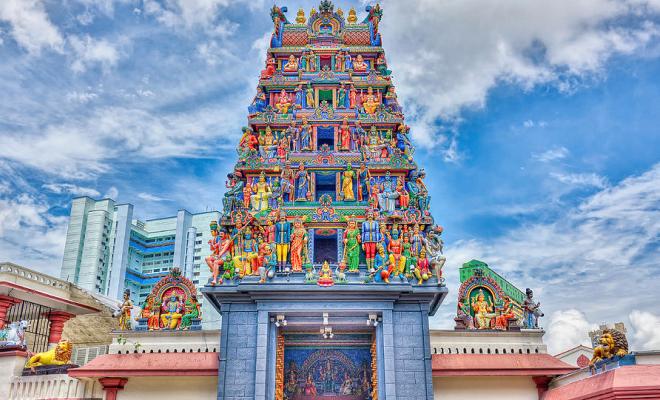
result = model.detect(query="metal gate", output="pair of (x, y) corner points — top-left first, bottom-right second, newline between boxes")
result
(6, 300), (52, 353)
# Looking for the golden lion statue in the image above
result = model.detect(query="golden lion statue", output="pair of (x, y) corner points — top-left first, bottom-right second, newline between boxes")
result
(25, 340), (73, 370)
(589, 329), (628, 366)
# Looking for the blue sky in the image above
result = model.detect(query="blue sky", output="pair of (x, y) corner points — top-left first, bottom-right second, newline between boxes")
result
(0, 0), (659, 353)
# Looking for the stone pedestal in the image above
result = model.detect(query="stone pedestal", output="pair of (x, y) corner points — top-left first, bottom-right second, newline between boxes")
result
(203, 278), (447, 400)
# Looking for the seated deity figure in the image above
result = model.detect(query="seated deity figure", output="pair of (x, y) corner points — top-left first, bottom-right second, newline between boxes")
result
(180, 295), (201, 330)
(259, 126), (277, 159)
(283, 54), (299, 72)
(250, 172), (272, 212)
(317, 261), (334, 286)
(353, 54), (368, 72)
(240, 227), (259, 276)
(275, 89), (292, 114)
(138, 294), (160, 331)
(362, 87), (380, 114)
(340, 372), (354, 394)
(248, 86), (267, 114)
(413, 248), (431, 284)
(494, 296), (516, 330)
(160, 293), (184, 330)
(260, 56), (276, 79)
(303, 374), (317, 396)
(387, 230), (406, 280)
(471, 289), (496, 329)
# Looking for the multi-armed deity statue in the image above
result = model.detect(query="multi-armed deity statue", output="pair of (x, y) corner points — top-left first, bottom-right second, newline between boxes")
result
(208, 1), (445, 287)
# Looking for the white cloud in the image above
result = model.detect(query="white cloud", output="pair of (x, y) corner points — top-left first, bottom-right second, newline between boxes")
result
(143, 0), (239, 36)
(629, 310), (660, 350)
(104, 186), (119, 199)
(379, 0), (660, 148)
(137, 192), (168, 202)
(533, 146), (569, 162)
(443, 164), (660, 347)
(546, 309), (598, 354)
(550, 171), (609, 189)
(65, 90), (99, 103)
(0, 0), (64, 54)
(42, 183), (100, 197)
(69, 34), (121, 73)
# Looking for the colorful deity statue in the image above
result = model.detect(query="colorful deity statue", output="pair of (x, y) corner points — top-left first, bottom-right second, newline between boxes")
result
(387, 229), (406, 280)
(345, 53), (353, 71)
(349, 84), (357, 108)
(206, 224), (233, 285)
(494, 296), (516, 330)
(361, 210), (382, 270)
(299, 116), (312, 151)
(372, 244), (390, 283)
(240, 227), (259, 276)
(248, 86), (267, 114)
(223, 172), (245, 214)
(317, 261), (334, 286)
(284, 54), (299, 72)
(348, 7), (357, 23)
(353, 54), (368, 72)
(306, 50), (317, 72)
(137, 294), (160, 330)
(180, 295), (201, 330)
(250, 172), (272, 212)
(357, 162), (371, 202)
(455, 297), (475, 330)
(342, 164), (355, 201)
(378, 172), (399, 213)
(522, 288), (544, 329)
(281, 162), (296, 202)
(402, 233), (413, 276)
(471, 289), (496, 329)
(306, 83), (315, 108)
(260, 56), (276, 79)
(407, 168), (430, 210)
(275, 211), (292, 272)
(269, 177), (283, 209)
(335, 51), (345, 72)
(410, 224), (423, 256)
(285, 120), (299, 151)
(275, 89), (293, 114)
(396, 177), (410, 209)
(294, 84), (304, 109)
(376, 53), (391, 76)
(414, 248), (431, 284)
(290, 218), (308, 272)
(339, 117), (351, 151)
(362, 87), (380, 114)
(337, 83), (347, 107)
(343, 218), (361, 272)
(257, 244), (276, 283)
(295, 8), (306, 24)
(295, 164), (310, 201)
(118, 289), (133, 330)
(423, 225), (446, 283)
(239, 127), (258, 156)
(259, 126), (277, 159)
(160, 293), (183, 330)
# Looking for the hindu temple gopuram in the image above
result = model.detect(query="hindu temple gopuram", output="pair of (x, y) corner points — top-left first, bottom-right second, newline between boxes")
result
(2, 3), (659, 400)
(203, 2), (448, 399)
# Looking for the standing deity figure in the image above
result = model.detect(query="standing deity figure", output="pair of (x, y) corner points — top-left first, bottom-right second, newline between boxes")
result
(240, 227), (259, 276)
(260, 56), (276, 79)
(181, 295), (201, 330)
(269, 177), (282, 209)
(523, 288), (544, 329)
(206, 226), (233, 285)
(353, 54), (368, 72)
(275, 211), (292, 272)
(307, 50), (317, 72)
(413, 248), (431, 284)
(367, 126), (383, 160)
(290, 219), (308, 272)
(259, 126), (277, 159)
(410, 224), (424, 256)
(362, 87), (380, 114)
(396, 124), (413, 158)
(402, 233), (413, 276)
(335, 51), (345, 72)
(349, 84), (357, 109)
(396, 177), (410, 209)
(299, 116), (312, 151)
(281, 162), (296, 202)
(361, 210), (382, 271)
(223, 172), (245, 214)
(275, 89), (293, 114)
(344, 53), (353, 71)
(339, 117), (351, 151)
(294, 84), (304, 109)
(343, 218), (361, 272)
(341, 164), (355, 201)
(376, 53), (391, 76)
(422, 225), (446, 283)
(306, 83), (315, 108)
(407, 169), (430, 210)
(250, 172), (272, 212)
(387, 230), (406, 280)
(353, 121), (366, 154)
(378, 172), (399, 213)
(160, 293), (183, 330)
(118, 289), (133, 330)
(337, 83), (347, 108)
(295, 163), (310, 201)
(471, 289), (495, 329)
(357, 162), (371, 202)
(284, 54), (299, 72)
(286, 121), (299, 152)
(248, 86), (267, 114)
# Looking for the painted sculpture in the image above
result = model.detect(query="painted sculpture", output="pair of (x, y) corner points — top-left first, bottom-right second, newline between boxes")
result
(522, 288), (544, 329)
(25, 340), (73, 370)
(0, 320), (29, 349)
(117, 289), (133, 331)
(590, 328), (629, 367)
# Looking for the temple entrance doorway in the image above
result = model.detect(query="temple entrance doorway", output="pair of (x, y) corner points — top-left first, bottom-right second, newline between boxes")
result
(314, 228), (338, 265)
(317, 126), (335, 150)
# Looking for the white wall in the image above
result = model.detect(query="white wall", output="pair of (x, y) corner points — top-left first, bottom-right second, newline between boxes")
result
(117, 376), (217, 400)
(434, 376), (538, 400)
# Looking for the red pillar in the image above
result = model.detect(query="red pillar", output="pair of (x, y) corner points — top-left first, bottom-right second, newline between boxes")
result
(533, 376), (552, 399)
(46, 311), (74, 345)
(0, 295), (21, 329)
(99, 377), (128, 400)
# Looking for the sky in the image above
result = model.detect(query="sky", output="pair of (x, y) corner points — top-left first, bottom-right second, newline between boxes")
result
(0, 0), (659, 354)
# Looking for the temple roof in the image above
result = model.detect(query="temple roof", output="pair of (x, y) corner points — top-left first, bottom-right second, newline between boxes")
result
(432, 353), (576, 376)
(68, 352), (218, 377)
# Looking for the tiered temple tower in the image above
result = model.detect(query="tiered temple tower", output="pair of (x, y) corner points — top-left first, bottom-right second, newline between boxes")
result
(203, 3), (448, 399)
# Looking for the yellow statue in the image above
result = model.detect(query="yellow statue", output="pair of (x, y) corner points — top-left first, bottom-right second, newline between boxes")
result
(362, 87), (379, 114)
(310, 8), (317, 18)
(590, 329), (629, 367)
(337, 8), (344, 18)
(283, 55), (299, 73)
(118, 289), (133, 330)
(251, 172), (272, 211)
(342, 165), (355, 201)
(160, 293), (184, 330)
(348, 8), (357, 24)
(471, 289), (495, 329)
(275, 89), (293, 113)
(26, 340), (73, 370)
(296, 8), (306, 24)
